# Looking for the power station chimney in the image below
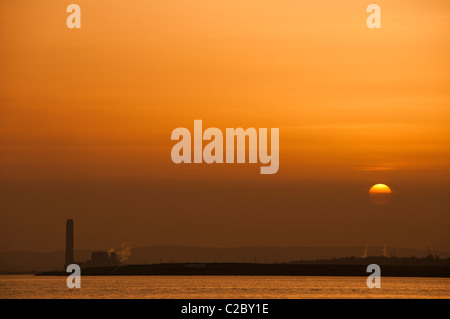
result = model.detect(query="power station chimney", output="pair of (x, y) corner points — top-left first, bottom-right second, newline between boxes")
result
(65, 219), (74, 268)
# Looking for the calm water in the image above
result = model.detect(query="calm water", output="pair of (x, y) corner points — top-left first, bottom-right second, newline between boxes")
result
(0, 275), (449, 299)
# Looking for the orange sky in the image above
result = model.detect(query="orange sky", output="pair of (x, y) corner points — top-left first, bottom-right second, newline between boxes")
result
(0, 1), (449, 252)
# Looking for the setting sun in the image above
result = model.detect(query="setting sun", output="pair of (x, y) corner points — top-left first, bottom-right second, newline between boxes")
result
(369, 184), (392, 194)
(369, 184), (392, 205)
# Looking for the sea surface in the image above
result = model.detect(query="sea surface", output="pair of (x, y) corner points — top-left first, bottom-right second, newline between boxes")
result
(0, 275), (449, 299)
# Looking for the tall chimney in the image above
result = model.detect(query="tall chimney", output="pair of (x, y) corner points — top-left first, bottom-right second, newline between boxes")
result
(65, 219), (74, 267)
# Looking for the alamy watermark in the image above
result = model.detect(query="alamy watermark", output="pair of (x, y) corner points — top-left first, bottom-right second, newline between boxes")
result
(66, 264), (81, 288)
(65, 4), (381, 30)
(171, 120), (279, 174)
(366, 264), (381, 288)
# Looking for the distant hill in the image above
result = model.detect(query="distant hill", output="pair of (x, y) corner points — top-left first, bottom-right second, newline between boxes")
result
(0, 245), (447, 273)
(126, 246), (447, 264)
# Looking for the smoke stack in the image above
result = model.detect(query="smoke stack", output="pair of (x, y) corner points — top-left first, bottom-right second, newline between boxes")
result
(65, 219), (74, 267)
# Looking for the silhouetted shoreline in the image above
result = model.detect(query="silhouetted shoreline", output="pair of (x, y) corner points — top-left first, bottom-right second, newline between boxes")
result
(37, 262), (450, 277)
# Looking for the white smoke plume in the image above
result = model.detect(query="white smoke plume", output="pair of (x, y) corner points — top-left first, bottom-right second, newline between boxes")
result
(362, 245), (368, 258)
(382, 243), (389, 257)
(108, 242), (132, 263)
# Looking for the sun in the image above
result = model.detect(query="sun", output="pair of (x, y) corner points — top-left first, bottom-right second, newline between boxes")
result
(369, 184), (392, 205)
(369, 184), (392, 194)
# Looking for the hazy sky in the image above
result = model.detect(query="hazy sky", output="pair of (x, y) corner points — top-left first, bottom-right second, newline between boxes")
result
(0, 1), (449, 252)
